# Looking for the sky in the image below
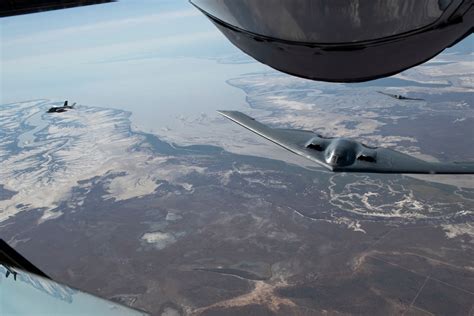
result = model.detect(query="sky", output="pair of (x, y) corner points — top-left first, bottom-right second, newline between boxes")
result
(0, 0), (267, 130)
(0, 0), (471, 130)
(1, 1), (234, 59)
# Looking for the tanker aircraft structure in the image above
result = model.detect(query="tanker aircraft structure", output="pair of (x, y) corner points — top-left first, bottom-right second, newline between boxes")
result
(191, 0), (473, 82)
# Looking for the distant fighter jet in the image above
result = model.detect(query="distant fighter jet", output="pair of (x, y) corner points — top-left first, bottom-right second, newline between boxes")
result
(47, 101), (76, 113)
(218, 111), (474, 174)
(377, 91), (424, 101)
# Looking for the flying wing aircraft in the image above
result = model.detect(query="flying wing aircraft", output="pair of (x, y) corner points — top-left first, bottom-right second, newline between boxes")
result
(218, 111), (474, 174)
(377, 91), (425, 101)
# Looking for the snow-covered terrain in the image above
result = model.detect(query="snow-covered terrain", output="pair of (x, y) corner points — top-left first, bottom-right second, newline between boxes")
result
(0, 100), (205, 223)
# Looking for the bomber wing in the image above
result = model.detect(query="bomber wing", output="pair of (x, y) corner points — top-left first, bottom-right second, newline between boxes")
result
(218, 110), (333, 171)
(337, 147), (474, 174)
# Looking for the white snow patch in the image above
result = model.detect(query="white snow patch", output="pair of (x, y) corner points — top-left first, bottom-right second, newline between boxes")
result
(441, 223), (474, 239)
(165, 211), (182, 221)
(38, 210), (63, 224)
(0, 101), (206, 222)
(141, 232), (176, 249)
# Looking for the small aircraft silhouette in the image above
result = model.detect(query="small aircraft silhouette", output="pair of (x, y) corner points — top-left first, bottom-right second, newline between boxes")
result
(377, 91), (424, 101)
(47, 101), (76, 113)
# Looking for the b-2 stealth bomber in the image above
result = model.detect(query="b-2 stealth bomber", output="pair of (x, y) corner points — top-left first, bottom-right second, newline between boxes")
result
(218, 111), (474, 174)
(377, 91), (425, 101)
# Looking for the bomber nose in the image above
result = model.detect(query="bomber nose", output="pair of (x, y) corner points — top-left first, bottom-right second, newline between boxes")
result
(324, 139), (358, 167)
(326, 151), (342, 166)
(325, 147), (357, 167)
(334, 153), (346, 165)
